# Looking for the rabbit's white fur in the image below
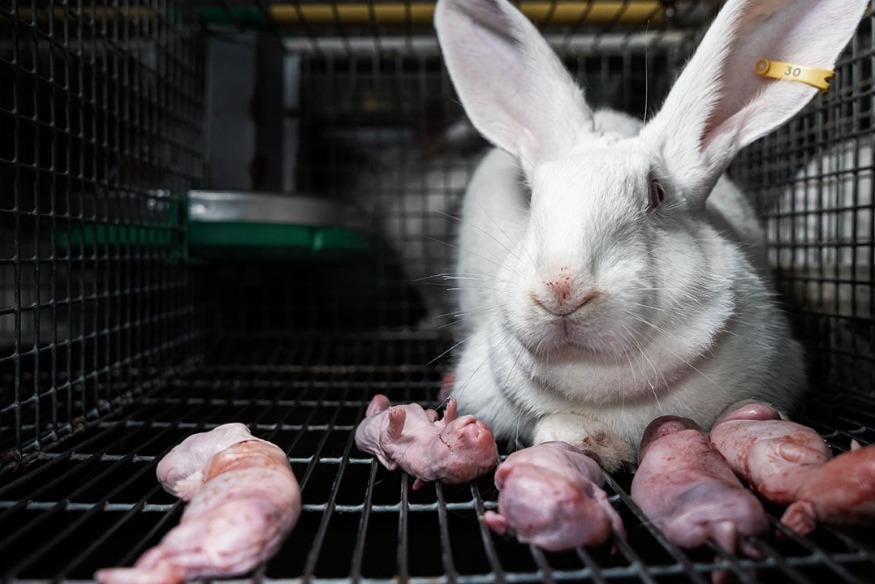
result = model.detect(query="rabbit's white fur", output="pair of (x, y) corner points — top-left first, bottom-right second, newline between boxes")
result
(435, 0), (868, 469)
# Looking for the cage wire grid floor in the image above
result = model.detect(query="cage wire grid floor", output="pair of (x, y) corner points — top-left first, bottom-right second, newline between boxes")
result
(1, 334), (875, 583)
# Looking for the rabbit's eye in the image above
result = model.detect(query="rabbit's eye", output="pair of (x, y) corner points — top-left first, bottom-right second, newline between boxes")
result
(648, 178), (666, 212)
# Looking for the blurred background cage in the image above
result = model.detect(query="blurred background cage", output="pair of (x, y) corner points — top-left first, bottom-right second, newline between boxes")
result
(1, 0), (874, 582)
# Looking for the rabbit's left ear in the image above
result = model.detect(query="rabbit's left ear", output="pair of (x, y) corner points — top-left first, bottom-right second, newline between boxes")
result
(434, 0), (595, 180)
(642, 0), (869, 203)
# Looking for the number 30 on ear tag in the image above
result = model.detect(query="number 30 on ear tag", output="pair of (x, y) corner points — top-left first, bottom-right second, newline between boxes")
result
(755, 59), (835, 93)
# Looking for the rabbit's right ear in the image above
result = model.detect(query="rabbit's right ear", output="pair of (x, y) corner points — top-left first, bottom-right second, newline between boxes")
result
(434, 0), (595, 179)
(642, 0), (869, 204)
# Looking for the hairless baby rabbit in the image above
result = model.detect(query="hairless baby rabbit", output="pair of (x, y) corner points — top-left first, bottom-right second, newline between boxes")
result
(355, 394), (499, 489)
(710, 403), (875, 535)
(484, 441), (624, 551)
(96, 424), (301, 584)
(631, 416), (769, 553)
(632, 417), (768, 563)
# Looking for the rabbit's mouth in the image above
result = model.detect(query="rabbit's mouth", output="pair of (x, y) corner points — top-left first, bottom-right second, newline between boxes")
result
(524, 298), (599, 350)
(519, 312), (650, 363)
(529, 288), (600, 318)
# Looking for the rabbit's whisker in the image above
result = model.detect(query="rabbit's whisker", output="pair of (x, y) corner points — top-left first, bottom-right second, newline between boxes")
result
(428, 338), (468, 366)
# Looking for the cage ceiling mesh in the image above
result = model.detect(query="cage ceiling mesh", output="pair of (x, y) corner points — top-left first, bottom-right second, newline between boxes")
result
(176, 0), (716, 39)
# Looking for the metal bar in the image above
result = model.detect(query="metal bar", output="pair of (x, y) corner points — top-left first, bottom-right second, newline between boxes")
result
(434, 481), (459, 583)
(469, 482), (507, 582)
(349, 459), (379, 582)
(398, 472), (411, 583)
(300, 384), (359, 579)
(280, 31), (689, 57)
(0, 500), (174, 512)
(527, 547), (557, 584)
(10, 0), (24, 456)
(573, 547), (608, 584)
(268, 1), (671, 27)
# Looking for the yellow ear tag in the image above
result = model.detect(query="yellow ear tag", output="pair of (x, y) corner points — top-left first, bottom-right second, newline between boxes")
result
(754, 59), (835, 93)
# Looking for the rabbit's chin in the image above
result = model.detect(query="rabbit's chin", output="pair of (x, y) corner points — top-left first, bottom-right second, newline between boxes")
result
(510, 309), (651, 362)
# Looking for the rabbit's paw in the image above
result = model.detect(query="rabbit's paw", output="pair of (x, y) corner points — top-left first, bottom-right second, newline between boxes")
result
(532, 414), (635, 472)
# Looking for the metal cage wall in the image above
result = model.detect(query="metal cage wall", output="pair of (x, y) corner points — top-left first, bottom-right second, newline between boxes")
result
(2, 1), (875, 583)
(0, 0), (203, 459)
(734, 16), (875, 396)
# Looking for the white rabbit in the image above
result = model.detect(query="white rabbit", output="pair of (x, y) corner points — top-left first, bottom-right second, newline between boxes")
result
(434, 0), (869, 470)
(773, 140), (873, 321)
(775, 141), (872, 269)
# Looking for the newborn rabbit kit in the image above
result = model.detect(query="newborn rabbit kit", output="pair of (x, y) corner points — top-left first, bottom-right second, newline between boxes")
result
(2, 0), (875, 583)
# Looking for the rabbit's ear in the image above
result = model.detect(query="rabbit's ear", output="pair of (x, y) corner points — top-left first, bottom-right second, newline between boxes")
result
(435, 0), (595, 179)
(642, 0), (868, 203)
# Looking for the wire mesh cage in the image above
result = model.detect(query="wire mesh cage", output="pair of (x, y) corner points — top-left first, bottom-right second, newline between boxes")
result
(734, 19), (875, 395)
(1, 1), (875, 583)
(0, 0), (203, 458)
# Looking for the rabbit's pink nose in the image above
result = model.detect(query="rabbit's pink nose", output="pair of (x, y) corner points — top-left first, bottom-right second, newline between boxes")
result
(532, 275), (599, 316)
